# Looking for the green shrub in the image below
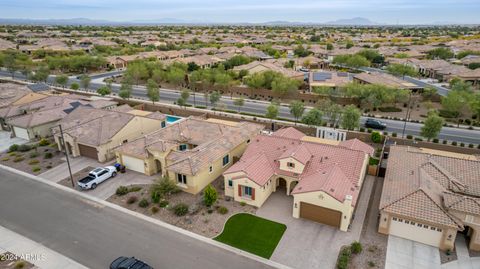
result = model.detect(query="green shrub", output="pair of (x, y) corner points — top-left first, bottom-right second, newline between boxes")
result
(217, 206), (229, 215)
(28, 159), (39, 165)
(406, 134), (413, 139)
(116, 186), (129, 196)
(460, 142), (465, 147)
(432, 138), (439, 143)
(13, 156), (25, 163)
(369, 158), (379, 165)
(44, 152), (53, 159)
(207, 208), (214, 214)
(151, 190), (161, 203)
(378, 106), (402, 112)
(32, 166), (41, 172)
(370, 131), (382, 143)
(173, 203), (189, 216)
(129, 186), (142, 192)
(29, 152), (39, 158)
(351, 241), (362, 254)
(240, 201), (246, 206)
(14, 261), (26, 269)
(151, 206), (159, 214)
(159, 200), (169, 208)
(443, 140), (448, 144)
(8, 144), (19, 152)
(359, 127), (365, 132)
(203, 184), (217, 207)
(150, 176), (180, 198)
(452, 141), (458, 146)
(469, 144), (474, 148)
(38, 138), (50, 146)
(8, 152), (17, 156)
(126, 196), (138, 204)
(392, 132), (397, 137)
(46, 165), (52, 169)
(367, 128), (372, 133)
(337, 246), (352, 269)
(138, 198), (149, 208)
(1, 157), (9, 161)
(18, 144), (31, 152)
(414, 137), (423, 142)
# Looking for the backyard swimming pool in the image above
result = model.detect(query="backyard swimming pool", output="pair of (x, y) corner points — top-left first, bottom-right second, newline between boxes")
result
(166, 115), (182, 124)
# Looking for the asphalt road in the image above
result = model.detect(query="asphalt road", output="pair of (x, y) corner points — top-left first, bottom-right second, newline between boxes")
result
(1, 70), (479, 144)
(0, 168), (275, 269)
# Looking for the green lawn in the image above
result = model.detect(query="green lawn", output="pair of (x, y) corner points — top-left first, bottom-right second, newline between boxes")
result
(214, 213), (287, 259)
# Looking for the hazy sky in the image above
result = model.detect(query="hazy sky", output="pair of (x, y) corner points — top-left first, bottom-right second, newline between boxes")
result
(0, 0), (479, 24)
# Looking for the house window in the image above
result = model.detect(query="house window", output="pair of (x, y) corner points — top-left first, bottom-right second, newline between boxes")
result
(405, 220), (410, 224)
(176, 174), (187, 184)
(393, 217), (398, 221)
(411, 222), (415, 226)
(247, 139), (251, 144)
(161, 121), (166, 128)
(228, 180), (233, 187)
(209, 166), (213, 173)
(287, 162), (295, 168)
(437, 228), (443, 232)
(179, 144), (187, 151)
(423, 225), (428, 229)
(430, 227), (436, 231)
(243, 186), (252, 197)
(222, 155), (230, 166)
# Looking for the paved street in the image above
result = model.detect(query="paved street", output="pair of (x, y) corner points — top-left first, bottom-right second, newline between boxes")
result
(0, 166), (279, 269)
(1, 70), (480, 145)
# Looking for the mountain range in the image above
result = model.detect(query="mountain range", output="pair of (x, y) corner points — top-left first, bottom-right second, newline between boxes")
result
(0, 17), (474, 26)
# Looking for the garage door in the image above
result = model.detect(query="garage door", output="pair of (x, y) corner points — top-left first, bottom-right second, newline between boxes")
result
(78, 144), (98, 160)
(13, 126), (29, 140)
(389, 217), (443, 247)
(299, 202), (342, 228)
(122, 155), (145, 174)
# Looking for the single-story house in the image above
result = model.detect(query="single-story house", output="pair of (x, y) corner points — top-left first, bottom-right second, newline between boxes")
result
(353, 72), (422, 91)
(223, 127), (373, 231)
(115, 116), (264, 194)
(379, 146), (480, 251)
(233, 60), (304, 80)
(53, 106), (166, 162)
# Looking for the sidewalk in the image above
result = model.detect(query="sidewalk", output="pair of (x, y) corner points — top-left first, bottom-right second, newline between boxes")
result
(0, 225), (88, 269)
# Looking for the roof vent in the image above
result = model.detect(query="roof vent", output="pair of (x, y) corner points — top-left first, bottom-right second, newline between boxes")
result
(330, 188), (335, 192)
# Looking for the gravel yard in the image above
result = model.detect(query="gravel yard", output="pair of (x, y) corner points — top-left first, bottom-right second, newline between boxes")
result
(107, 176), (257, 238)
(0, 142), (63, 175)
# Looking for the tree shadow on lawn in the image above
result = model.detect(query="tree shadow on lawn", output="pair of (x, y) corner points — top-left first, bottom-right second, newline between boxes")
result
(214, 213), (287, 259)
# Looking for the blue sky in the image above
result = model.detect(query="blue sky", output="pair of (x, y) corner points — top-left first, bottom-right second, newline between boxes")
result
(0, 0), (479, 24)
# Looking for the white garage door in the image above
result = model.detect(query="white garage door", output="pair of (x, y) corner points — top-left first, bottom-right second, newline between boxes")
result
(13, 127), (29, 140)
(389, 217), (443, 247)
(122, 155), (145, 174)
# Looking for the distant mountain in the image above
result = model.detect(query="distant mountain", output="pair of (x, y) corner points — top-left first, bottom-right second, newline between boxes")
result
(325, 17), (378, 25)
(0, 18), (121, 26)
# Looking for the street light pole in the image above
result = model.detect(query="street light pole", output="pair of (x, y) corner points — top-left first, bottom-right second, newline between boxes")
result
(59, 124), (74, 187)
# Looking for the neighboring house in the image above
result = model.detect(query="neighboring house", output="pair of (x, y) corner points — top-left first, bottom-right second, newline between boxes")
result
(115, 116), (264, 194)
(379, 146), (480, 251)
(233, 60), (304, 80)
(308, 71), (352, 91)
(53, 106), (166, 162)
(353, 72), (422, 91)
(223, 127), (372, 231)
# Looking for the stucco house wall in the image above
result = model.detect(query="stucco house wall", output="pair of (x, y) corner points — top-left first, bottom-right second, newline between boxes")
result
(292, 191), (353, 232)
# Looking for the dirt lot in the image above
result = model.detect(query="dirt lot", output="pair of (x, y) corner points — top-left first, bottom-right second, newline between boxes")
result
(0, 143), (64, 175)
(107, 176), (257, 238)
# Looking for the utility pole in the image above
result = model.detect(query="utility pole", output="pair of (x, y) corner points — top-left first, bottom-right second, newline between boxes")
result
(401, 93), (412, 139)
(59, 124), (74, 187)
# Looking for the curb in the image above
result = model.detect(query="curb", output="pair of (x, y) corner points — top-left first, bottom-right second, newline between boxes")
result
(0, 164), (291, 269)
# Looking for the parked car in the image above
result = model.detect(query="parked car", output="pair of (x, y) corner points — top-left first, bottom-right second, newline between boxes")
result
(365, 118), (387, 130)
(77, 166), (117, 190)
(110, 256), (153, 269)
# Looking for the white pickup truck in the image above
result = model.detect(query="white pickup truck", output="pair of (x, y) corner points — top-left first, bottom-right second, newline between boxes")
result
(77, 166), (117, 190)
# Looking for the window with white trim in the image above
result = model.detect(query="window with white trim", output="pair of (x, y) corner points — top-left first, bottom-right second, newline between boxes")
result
(177, 173), (187, 184)
(228, 179), (233, 188)
(243, 186), (252, 198)
(222, 155), (230, 166)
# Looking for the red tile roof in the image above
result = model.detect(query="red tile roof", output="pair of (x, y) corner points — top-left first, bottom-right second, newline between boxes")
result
(224, 128), (370, 206)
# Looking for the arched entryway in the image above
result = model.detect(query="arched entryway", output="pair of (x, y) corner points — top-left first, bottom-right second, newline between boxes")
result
(276, 178), (287, 191)
(155, 159), (162, 175)
(289, 181), (298, 195)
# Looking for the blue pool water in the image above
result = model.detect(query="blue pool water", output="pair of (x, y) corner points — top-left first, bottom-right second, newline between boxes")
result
(166, 115), (182, 124)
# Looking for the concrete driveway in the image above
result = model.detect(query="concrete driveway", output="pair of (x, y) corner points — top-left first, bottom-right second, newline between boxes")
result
(387, 235), (480, 269)
(0, 131), (27, 153)
(39, 156), (157, 200)
(256, 176), (375, 269)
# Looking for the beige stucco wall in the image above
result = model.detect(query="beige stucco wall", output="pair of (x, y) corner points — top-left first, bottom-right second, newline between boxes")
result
(292, 191), (353, 232)
(158, 139), (251, 195)
(230, 175), (276, 208)
(447, 209), (480, 251)
(278, 157), (305, 174)
(15, 121), (60, 141)
(56, 116), (164, 162)
(378, 211), (457, 251)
